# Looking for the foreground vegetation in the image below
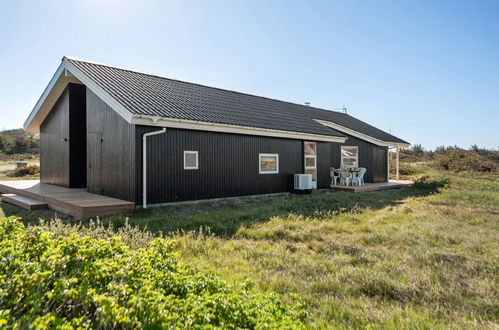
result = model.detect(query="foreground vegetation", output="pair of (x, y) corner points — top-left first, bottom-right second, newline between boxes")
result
(0, 217), (307, 328)
(1, 170), (497, 328)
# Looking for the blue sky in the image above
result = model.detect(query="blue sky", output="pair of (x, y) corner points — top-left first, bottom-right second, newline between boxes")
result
(0, 0), (497, 150)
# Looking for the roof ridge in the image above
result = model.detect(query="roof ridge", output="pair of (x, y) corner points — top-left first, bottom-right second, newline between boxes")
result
(64, 56), (348, 117)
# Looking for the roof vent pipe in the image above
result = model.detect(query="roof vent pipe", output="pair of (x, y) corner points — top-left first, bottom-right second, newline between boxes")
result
(142, 128), (167, 208)
(331, 107), (348, 114)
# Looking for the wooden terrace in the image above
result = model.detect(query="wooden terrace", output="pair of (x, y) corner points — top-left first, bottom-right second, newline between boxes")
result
(330, 180), (413, 193)
(0, 180), (135, 218)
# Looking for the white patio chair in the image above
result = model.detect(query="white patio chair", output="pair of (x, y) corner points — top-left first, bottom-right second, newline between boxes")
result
(330, 167), (340, 186)
(352, 167), (366, 186)
(338, 169), (352, 186)
(351, 171), (361, 186)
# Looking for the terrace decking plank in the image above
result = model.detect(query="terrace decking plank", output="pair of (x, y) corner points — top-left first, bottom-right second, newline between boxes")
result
(330, 180), (413, 192)
(0, 194), (49, 210)
(0, 180), (134, 218)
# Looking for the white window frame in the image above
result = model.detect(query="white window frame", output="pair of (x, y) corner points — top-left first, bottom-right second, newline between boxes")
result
(259, 153), (279, 174)
(341, 146), (359, 167)
(183, 150), (199, 170)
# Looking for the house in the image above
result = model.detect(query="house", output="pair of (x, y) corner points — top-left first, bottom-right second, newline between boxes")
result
(23, 56), (409, 208)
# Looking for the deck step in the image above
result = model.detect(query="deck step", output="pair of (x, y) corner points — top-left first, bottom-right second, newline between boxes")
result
(0, 193), (49, 210)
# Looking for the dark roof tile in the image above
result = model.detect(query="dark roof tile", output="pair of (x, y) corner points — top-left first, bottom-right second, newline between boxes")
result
(67, 58), (408, 144)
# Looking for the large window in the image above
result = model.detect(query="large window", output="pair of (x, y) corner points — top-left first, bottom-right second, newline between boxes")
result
(184, 151), (199, 170)
(341, 146), (358, 167)
(259, 153), (279, 174)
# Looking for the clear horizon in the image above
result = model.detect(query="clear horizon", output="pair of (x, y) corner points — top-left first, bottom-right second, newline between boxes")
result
(0, 0), (497, 150)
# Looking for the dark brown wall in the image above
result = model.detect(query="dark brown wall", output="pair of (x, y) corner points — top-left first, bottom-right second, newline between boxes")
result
(68, 84), (87, 188)
(40, 84), (88, 188)
(135, 126), (303, 204)
(134, 127), (388, 205)
(330, 134), (388, 183)
(372, 146), (388, 182)
(86, 89), (136, 201)
(40, 87), (70, 186)
(317, 142), (333, 188)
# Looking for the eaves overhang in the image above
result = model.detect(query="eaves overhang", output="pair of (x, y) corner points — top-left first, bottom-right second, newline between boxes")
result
(314, 119), (410, 148)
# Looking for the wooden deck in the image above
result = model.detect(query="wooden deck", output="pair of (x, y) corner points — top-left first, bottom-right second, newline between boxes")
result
(0, 193), (49, 210)
(0, 180), (135, 218)
(330, 180), (413, 192)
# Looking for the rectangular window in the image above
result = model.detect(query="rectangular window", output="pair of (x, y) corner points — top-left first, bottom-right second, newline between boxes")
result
(304, 141), (316, 155)
(259, 153), (279, 174)
(184, 151), (198, 170)
(341, 146), (358, 167)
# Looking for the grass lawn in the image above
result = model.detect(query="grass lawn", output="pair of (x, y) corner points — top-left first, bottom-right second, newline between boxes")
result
(0, 153), (39, 166)
(1, 170), (498, 328)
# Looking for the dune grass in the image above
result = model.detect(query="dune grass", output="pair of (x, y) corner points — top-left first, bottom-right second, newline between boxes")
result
(1, 170), (498, 328)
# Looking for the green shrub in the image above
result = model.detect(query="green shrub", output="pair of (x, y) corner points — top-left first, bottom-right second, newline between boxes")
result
(7, 164), (40, 177)
(0, 217), (307, 328)
(434, 148), (497, 172)
(0, 128), (39, 154)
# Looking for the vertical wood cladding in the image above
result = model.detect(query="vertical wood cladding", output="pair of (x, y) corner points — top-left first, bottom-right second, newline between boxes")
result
(372, 146), (388, 182)
(68, 84), (87, 188)
(40, 83), (88, 188)
(316, 142), (333, 188)
(135, 127), (303, 204)
(330, 134), (388, 183)
(86, 90), (136, 202)
(40, 87), (70, 186)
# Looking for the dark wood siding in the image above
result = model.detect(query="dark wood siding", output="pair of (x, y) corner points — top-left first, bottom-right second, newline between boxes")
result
(317, 142), (333, 188)
(40, 83), (89, 188)
(135, 127), (303, 204)
(372, 146), (388, 182)
(86, 90), (136, 202)
(40, 87), (70, 186)
(68, 83), (87, 188)
(330, 134), (387, 183)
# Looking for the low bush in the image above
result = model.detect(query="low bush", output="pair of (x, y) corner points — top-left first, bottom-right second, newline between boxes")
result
(434, 148), (497, 172)
(7, 164), (40, 177)
(0, 217), (307, 328)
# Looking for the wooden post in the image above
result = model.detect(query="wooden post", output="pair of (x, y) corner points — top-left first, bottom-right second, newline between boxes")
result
(387, 148), (390, 181)
(396, 146), (400, 181)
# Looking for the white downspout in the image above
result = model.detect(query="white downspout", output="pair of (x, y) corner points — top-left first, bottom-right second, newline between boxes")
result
(142, 128), (166, 208)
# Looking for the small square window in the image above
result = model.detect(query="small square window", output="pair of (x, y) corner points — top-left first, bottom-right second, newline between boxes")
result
(184, 151), (198, 170)
(259, 153), (279, 174)
(304, 142), (316, 155)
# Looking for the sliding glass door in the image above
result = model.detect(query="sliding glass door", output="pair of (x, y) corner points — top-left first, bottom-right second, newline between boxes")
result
(304, 141), (317, 189)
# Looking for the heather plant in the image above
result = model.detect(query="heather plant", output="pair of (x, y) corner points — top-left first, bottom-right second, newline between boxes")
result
(0, 217), (307, 329)
(434, 147), (497, 172)
(7, 164), (40, 177)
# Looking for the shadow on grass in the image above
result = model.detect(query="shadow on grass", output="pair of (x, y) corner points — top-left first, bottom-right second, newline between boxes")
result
(0, 202), (72, 224)
(103, 179), (448, 237)
(3, 179), (448, 238)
